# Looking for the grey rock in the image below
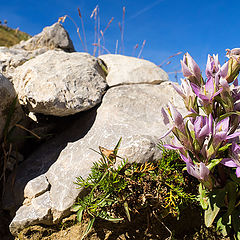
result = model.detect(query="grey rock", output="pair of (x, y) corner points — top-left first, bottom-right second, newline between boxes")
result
(13, 23), (75, 52)
(9, 192), (52, 236)
(0, 46), (49, 80)
(24, 175), (50, 200)
(0, 23), (74, 80)
(6, 82), (187, 234)
(98, 54), (169, 86)
(0, 73), (25, 140)
(12, 50), (108, 116)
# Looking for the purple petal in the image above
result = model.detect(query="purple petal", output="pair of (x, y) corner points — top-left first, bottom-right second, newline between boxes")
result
(226, 132), (240, 140)
(163, 144), (182, 150)
(186, 53), (202, 81)
(236, 167), (240, 178)
(171, 83), (185, 98)
(160, 126), (174, 139)
(205, 77), (214, 95)
(161, 107), (169, 125)
(220, 62), (229, 78)
(168, 103), (184, 129)
(221, 158), (238, 168)
(180, 153), (191, 164)
(211, 88), (223, 100)
(181, 60), (193, 77)
(190, 83), (201, 97)
(199, 162), (210, 180)
(216, 117), (229, 133)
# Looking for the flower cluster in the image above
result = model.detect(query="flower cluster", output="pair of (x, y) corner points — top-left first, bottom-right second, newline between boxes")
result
(161, 49), (240, 190)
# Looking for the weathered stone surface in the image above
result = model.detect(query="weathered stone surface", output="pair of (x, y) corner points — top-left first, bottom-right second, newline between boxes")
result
(98, 54), (169, 86)
(0, 23), (74, 80)
(0, 46), (49, 80)
(24, 174), (49, 200)
(7, 82), (187, 235)
(13, 23), (75, 52)
(0, 73), (25, 140)
(9, 192), (52, 236)
(12, 50), (108, 116)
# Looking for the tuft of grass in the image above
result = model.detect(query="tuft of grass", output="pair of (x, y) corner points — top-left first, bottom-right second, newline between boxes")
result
(0, 25), (31, 47)
(72, 139), (197, 239)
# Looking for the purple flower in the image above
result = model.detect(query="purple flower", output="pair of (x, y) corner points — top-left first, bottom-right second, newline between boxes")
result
(171, 79), (196, 110)
(181, 53), (202, 86)
(213, 117), (240, 148)
(194, 114), (213, 146)
(221, 143), (240, 177)
(191, 77), (222, 111)
(180, 153), (210, 181)
(206, 54), (220, 80)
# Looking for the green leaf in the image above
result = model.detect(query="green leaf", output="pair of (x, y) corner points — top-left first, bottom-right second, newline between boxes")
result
(204, 199), (220, 227)
(207, 158), (222, 171)
(80, 217), (95, 240)
(98, 211), (124, 222)
(218, 111), (240, 122)
(232, 209), (240, 233)
(124, 201), (131, 222)
(199, 183), (208, 210)
(77, 208), (84, 223)
(71, 205), (82, 212)
(218, 143), (232, 152)
(217, 217), (228, 237)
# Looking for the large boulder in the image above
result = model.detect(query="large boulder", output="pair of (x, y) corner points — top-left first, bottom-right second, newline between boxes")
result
(13, 23), (75, 52)
(6, 82), (187, 235)
(98, 54), (168, 86)
(0, 73), (25, 140)
(0, 23), (75, 80)
(12, 50), (107, 116)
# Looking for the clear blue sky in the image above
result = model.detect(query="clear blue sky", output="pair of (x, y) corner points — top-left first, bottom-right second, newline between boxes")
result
(1, 0), (239, 82)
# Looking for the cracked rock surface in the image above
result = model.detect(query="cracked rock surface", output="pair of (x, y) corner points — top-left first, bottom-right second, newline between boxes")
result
(12, 50), (107, 116)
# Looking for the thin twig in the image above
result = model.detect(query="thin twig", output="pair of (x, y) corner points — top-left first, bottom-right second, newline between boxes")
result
(92, 43), (111, 54)
(115, 40), (118, 54)
(137, 40), (146, 58)
(91, 5), (98, 56)
(132, 43), (139, 56)
(78, 7), (88, 52)
(158, 52), (182, 67)
(121, 6), (125, 54)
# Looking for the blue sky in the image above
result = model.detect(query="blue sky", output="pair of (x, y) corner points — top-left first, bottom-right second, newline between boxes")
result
(1, 0), (239, 82)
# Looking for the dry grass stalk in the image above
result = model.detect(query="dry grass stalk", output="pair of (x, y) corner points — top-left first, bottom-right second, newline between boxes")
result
(78, 7), (88, 52)
(121, 6), (125, 54)
(132, 43), (139, 56)
(115, 39), (118, 54)
(158, 51), (182, 67)
(137, 40), (146, 58)
(91, 5), (98, 56)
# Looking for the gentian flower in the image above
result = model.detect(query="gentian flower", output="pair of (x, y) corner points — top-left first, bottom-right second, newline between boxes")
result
(221, 143), (240, 177)
(171, 79), (196, 111)
(191, 77), (222, 114)
(212, 117), (240, 149)
(180, 153), (210, 181)
(181, 53), (202, 86)
(206, 54), (220, 80)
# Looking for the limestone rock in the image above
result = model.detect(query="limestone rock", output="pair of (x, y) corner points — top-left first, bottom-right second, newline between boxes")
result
(24, 175), (50, 200)
(98, 54), (168, 86)
(0, 23), (74, 80)
(12, 50), (108, 116)
(13, 23), (75, 52)
(0, 73), (25, 140)
(9, 192), (52, 236)
(6, 82), (187, 235)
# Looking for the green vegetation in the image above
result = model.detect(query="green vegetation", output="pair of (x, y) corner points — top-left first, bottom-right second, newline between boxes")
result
(0, 25), (31, 47)
(72, 139), (197, 239)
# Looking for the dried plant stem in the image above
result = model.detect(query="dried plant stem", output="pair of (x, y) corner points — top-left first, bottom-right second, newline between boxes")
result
(91, 5), (98, 56)
(121, 6), (125, 54)
(78, 8), (88, 52)
(132, 43), (139, 56)
(65, 15), (86, 51)
(97, 7), (101, 56)
(92, 43), (111, 54)
(115, 40), (118, 54)
(158, 52), (182, 67)
(137, 40), (146, 58)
